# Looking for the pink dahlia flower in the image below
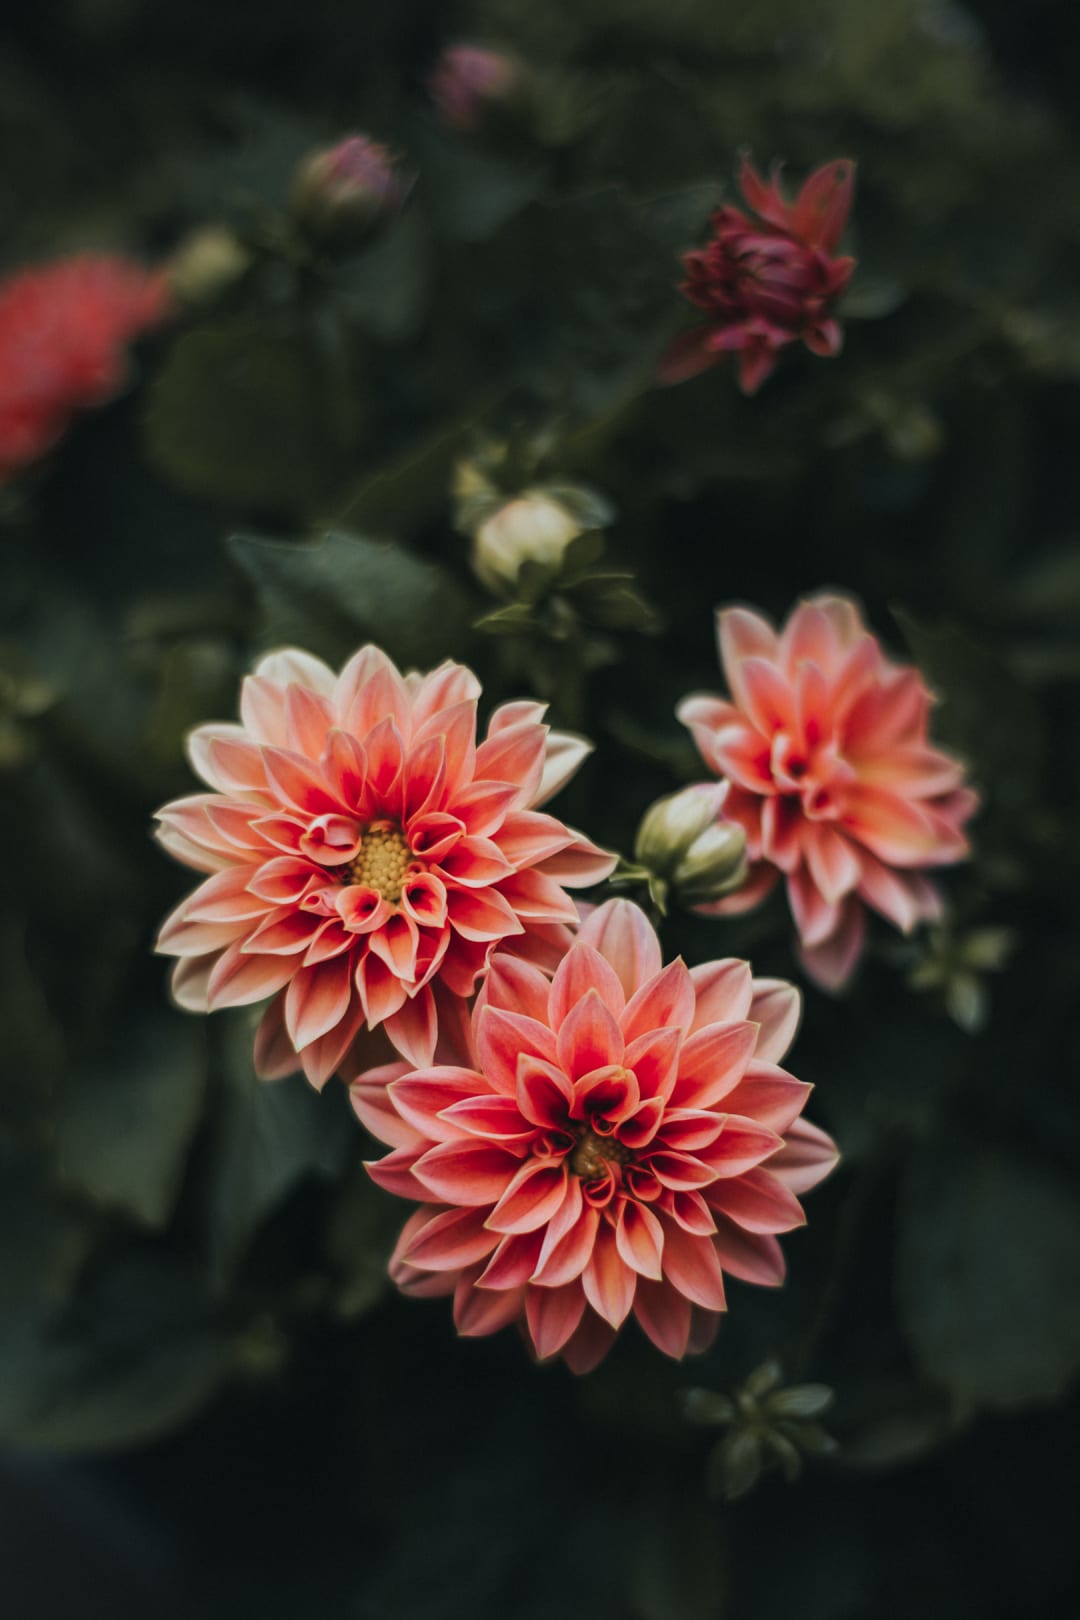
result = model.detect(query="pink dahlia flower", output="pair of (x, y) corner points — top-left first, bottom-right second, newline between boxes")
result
(678, 595), (978, 989)
(352, 898), (837, 1373)
(0, 254), (172, 481)
(155, 646), (614, 1083)
(660, 157), (856, 396)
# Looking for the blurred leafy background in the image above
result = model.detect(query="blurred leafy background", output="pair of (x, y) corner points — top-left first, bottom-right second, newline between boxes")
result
(2, 0), (1079, 1616)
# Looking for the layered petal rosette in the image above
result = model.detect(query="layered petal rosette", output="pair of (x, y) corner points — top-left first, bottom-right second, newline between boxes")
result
(155, 647), (614, 1083)
(660, 157), (855, 396)
(353, 899), (837, 1373)
(679, 595), (978, 988)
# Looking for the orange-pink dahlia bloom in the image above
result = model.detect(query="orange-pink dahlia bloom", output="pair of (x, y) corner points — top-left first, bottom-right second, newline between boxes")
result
(678, 596), (978, 989)
(352, 899), (838, 1373)
(0, 255), (172, 482)
(660, 157), (856, 396)
(155, 646), (614, 1083)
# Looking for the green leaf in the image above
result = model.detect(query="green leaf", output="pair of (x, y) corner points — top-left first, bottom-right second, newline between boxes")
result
(0, 1255), (228, 1451)
(55, 1007), (207, 1231)
(897, 1145), (1080, 1409)
(226, 528), (475, 668)
(145, 321), (354, 514)
(204, 1011), (352, 1276)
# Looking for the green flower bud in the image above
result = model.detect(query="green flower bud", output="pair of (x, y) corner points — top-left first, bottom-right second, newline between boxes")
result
(634, 784), (747, 908)
(471, 490), (585, 595)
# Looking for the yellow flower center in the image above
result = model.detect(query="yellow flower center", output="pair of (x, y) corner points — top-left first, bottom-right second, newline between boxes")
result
(349, 823), (412, 903)
(569, 1128), (630, 1180)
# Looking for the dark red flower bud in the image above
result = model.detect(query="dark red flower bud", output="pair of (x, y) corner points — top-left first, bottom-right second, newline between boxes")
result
(660, 158), (856, 396)
(289, 135), (410, 248)
(428, 44), (520, 134)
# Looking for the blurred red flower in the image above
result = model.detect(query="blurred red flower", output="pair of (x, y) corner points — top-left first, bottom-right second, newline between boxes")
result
(660, 157), (856, 396)
(0, 255), (172, 481)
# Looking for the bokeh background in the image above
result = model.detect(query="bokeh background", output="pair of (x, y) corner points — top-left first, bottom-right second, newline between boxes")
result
(2, 1), (1079, 1616)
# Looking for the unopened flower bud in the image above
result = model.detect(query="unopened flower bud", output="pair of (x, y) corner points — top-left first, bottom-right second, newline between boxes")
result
(289, 135), (409, 248)
(471, 490), (584, 595)
(428, 43), (520, 134)
(167, 226), (251, 306)
(635, 784), (747, 907)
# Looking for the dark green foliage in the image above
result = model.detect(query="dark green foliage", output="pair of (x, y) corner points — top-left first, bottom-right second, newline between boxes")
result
(1, 0), (1079, 1616)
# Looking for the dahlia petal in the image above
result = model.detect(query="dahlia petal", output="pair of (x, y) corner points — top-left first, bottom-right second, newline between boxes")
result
(298, 996), (366, 1089)
(760, 795), (804, 872)
(577, 898), (662, 997)
(455, 1278), (527, 1337)
(532, 1196), (601, 1288)
(438, 835), (515, 887)
(479, 953), (552, 1023)
(474, 720), (546, 806)
(405, 811), (464, 864)
(412, 699), (477, 792)
(787, 865), (841, 949)
(450, 780), (521, 837)
(154, 822), (232, 874)
(319, 729), (368, 812)
(401, 735), (447, 822)
(581, 1223), (636, 1329)
(445, 885), (524, 943)
(653, 1108), (726, 1153)
(534, 729), (592, 807)
(708, 724), (775, 793)
(384, 983), (438, 1067)
(534, 831), (617, 888)
(525, 1281), (588, 1358)
(623, 1027), (682, 1105)
(632, 1277), (693, 1360)
(366, 1149), (435, 1201)
(253, 647), (336, 697)
(399, 872), (448, 929)
(769, 1117), (840, 1194)
(855, 851), (927, 933)
(206, 941), (297, 1009)
(477, 1230), (546, 1290)
(400, 1205), (499, 1271)
(659, 1221), (727, 1311)
(573, 1064), (640, 1126)
(492, 869), (579, 926)
(283, 682), (334, 759)
(486, 1158), (571, 1235)
(182, 866), (270, 923)
(556, 989), (625, 1080)
(550, 942), (626, 1026)
(661, 1189), (717, 1236)
(439, 1094), (534, 1143)
(739, 656), (795, 735)
(621, 958), (695, 1044)
(516, 1058), (575, 1129)
(355, 715), (404, 804)
(170, 952), (215, 1012)
(615, 1095), (666, 1150)
(719, 1065), (813, 1134)
(355, 950), (409, 1024)
(348, 1065), (416, 1148)
(648, 1151), (717, 1191)
(369, 913), (421, 983)
(410, 660), (482, 726)
(246, 855), (323, 905)
(253, 993), (301, 1080)
(706, 1167), (806, 1234)
(804, 825), (862, 903)
(494, 809), (573, 870)
(475, 1006), (559, 1093)
(261, 746), (345, 817)
(672, 1020), (758, 1108)
(389, 1069), (489, 1140)
(790, 158), (855, 253)
(749, 978), (801, 1063)
(284, 955), (353, 1050)
(841, 785), (943, 867)
(798, 897), (866, 991)
(779, 599), (843, 678)
(701, 1116), (784, 1177)
(242, 909), (321, 955)
(187, 724), (268, 794)
(738, 341), (782, 395)
(804, 318), (843, 357)
(413, 1138), (522, 1205)
(156, 909), (250, 957)
(710, 1215), (786, 1286)
(615, 1199), (664, 1280)
(688, 959), (754, 1029)
(558, 1310), (617, 1374)
(339, 654), (411, 742)
(657, 325), (724, 386)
